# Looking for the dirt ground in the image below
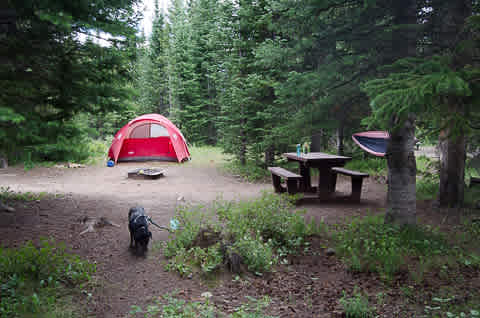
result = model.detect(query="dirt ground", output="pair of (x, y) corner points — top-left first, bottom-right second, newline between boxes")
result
(1, 159), (474, 317)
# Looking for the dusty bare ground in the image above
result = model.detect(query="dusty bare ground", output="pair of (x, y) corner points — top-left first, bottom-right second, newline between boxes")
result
(2, 159), (472, 317)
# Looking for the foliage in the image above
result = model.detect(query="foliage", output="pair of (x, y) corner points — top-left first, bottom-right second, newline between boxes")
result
(334, 215), (456, 281)
(344, 157), (387, 177)
(416, 177), (439, 201)
(0, 239), (95, 317)
(339, 288), (374, 318)
(163, 205), (206, 259)
(164, 192), (319, 275)
(0, 0), (140, 164)
(0, 187), (48, 202)
(232, 237), (275, 273)
(128, 293), (274, 318)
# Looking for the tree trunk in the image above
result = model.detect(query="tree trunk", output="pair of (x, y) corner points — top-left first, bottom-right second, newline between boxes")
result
(438, 103), (466, 207)
(264, 146), (274, 168)
(385, 114), (417, 225)
(433, 1), (471, 207)
(384, 0), (418, 225)
(336, 119), (344, 156)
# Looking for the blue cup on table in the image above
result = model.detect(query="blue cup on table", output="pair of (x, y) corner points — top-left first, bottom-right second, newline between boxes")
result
(296, 144), (301, 156)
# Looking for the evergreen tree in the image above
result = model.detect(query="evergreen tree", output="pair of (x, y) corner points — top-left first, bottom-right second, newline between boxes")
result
(364, 0), (479, 209)
(0, 0), (140, 162)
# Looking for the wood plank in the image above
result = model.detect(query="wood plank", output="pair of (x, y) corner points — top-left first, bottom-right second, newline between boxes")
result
(267, 167), (302, 179)
(471, 176), (480, 186)
(331, 167), (369, 177)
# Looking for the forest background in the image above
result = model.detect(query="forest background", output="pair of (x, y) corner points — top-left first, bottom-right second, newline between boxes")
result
(1, 0), (479, 207)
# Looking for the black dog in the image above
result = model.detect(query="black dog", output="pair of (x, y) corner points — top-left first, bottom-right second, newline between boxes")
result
(128, 206), (152, 253)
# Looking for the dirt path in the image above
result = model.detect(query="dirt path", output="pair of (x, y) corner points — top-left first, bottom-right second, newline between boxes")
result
(0, 160), (389, 317)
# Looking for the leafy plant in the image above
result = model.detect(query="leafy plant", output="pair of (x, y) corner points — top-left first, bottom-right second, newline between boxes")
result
(0, 238), (95, 317)
(164, 192), (319, 275)
(0, 187), (48, 202)
(335, 215), (451, 281)
(339, 288), (374, 318)
(233, 237), (276, 273)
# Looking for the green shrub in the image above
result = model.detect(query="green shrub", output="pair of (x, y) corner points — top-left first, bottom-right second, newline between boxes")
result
(164, 205), (206, 258)
(233, 237), (276, 273)
(164, 192), (319, 275)
(339, 288), (374, 318)
(0, 187), (48, 202)
(416, 177), (439, 200)
(335, 215), (450, 280)
(215, 193), (307, 250)
(0, 239), (95, 317)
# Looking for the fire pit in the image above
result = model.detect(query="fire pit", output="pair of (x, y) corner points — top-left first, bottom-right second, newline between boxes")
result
(127, 168), (165, 180)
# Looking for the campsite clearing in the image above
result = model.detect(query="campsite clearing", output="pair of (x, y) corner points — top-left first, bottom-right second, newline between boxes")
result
(0, 158), (478, 317)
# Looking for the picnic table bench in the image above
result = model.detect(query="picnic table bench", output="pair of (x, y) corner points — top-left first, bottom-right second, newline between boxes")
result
(331, 167), (369, 202)
(267, 167), (302, 194)
(471, 176), (480, 188)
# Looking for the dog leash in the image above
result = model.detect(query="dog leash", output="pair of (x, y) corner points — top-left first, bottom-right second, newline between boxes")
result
(147, 216), (175, 232)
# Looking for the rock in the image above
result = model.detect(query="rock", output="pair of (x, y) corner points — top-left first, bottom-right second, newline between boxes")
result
(326, 248), (336, 256)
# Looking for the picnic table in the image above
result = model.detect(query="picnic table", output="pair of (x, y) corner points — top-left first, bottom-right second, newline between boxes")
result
(283, 152), (352, 198)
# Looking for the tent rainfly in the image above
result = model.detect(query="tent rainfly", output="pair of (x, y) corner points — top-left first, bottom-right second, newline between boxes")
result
(108, 114), (190, 163)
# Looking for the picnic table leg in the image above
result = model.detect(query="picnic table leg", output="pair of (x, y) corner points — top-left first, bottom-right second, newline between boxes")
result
(351, 177), (364, 202)
(271, 174), (284, 193)
(318, 167), (335, 199)
(299, 163), (312, 192)
(331, 171), (338, 192)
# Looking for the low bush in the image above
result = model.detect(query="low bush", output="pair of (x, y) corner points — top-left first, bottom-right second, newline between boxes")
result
(335, 215), (453, 281)
(163, 192), (320, 276)
(0, 186), (48, 202)
(416, 177), (439, 201)
(0, 239), (95, 317)
(339, 288), (374, 318)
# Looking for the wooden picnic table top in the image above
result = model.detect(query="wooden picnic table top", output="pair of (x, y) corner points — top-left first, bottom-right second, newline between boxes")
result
(283, 152), (351, 164)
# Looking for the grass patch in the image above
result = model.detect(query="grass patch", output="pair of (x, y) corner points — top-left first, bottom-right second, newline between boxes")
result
(163, 192), (322, 276)
(334, 215), (479, 282)
(0, 239), (95, 317)
(188, 145), (231, 166)
(223, 160), (270, 182)
(344, 157), (387, 176)
(128, 293), (274, 318)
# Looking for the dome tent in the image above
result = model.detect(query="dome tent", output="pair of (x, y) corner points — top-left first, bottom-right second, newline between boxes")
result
(108, 114), (190, 163)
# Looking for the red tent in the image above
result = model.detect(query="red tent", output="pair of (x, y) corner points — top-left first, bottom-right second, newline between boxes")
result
(108, 114), (190, 163)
